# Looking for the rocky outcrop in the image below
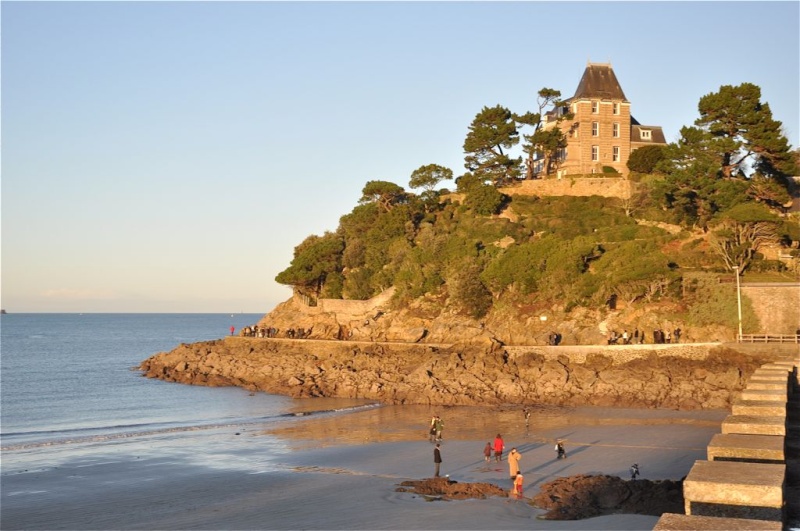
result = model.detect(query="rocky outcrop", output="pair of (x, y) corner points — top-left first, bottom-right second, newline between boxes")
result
(532, 474), (684, 520)
(139, 338), (775, 410)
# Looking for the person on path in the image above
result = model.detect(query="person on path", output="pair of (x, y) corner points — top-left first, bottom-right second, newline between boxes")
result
(433, 443), (442, 477)
(493, 434), (505, 462)
(513, 473), (524, 498)
(555, 440), (567, 459)
(230, 326), (235, 336)
(507, 447), (521, 480)
(483, 442), (492, 463)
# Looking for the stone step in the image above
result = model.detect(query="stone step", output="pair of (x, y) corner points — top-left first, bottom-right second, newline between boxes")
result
(732, 399), (786, 417)
(653, 512), (781, 530)
(749, 370), (791, 382)
(746, 380), (788, 391)
(683, 460), (785, 521)
(739, 389), (787, 402)
(706, 433), (785, 463)
(721, 415), (785, 436)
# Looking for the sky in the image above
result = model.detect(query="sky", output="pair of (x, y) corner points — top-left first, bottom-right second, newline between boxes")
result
(2, 1), (799, 314)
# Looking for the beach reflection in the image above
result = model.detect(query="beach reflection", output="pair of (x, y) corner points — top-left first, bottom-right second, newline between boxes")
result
(262, 404), (726, 449)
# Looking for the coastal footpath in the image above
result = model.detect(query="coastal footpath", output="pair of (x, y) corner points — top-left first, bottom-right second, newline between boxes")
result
(138, 339), (787, 410)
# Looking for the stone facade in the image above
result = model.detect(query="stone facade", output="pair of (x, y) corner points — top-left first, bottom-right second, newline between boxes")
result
(542, 62), (667, 178)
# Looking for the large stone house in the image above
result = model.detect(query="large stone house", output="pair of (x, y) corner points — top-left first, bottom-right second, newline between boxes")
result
(539, 62), (667, 178)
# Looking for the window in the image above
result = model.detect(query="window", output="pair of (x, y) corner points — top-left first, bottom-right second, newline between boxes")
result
(613, 123), (620, 138)
(591, 101), (599, 114)
(613, 102), (620, 115)
(591, 145), (599, 161)
(612, 146), (620, 162)
(641, 130), (652, 140)
(592, 122), (599, 137)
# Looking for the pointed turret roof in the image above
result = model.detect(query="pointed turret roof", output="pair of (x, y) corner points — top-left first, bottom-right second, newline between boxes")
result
(572, 62), (628, 101)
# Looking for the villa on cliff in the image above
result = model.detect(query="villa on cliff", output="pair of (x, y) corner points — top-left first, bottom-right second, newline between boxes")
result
(539, 62), (668, 178)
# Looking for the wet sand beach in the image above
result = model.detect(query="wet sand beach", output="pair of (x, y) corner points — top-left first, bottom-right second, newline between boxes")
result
(1, 404), (726, 530)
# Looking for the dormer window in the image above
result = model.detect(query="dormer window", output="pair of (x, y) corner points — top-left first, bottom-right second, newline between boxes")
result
(641, 130), (652, 140)
(591, 101), (599, 114)
(613, 102), (620, 115)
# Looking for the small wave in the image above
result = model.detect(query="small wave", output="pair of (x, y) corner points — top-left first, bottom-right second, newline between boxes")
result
(1, 402), (383, 452)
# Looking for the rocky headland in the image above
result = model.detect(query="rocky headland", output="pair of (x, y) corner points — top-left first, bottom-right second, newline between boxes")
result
(139, 334), (778, 410)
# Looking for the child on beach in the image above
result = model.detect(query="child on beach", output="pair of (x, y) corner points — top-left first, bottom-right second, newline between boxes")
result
(513, 473), (524, 498)
(483, 442), (492, 463)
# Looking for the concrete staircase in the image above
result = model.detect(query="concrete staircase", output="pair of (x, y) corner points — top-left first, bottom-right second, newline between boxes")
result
(654, 356), (800, 530)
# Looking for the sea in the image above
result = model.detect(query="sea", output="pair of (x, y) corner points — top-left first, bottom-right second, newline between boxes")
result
(0, 313), (377, 474)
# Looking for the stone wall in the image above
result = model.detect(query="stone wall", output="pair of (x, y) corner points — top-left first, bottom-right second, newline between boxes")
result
(741, 283), (800, 334)
(499, 178), (633, 199)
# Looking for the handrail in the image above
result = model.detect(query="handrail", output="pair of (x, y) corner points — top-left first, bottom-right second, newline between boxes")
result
(738, 334), (800, 344)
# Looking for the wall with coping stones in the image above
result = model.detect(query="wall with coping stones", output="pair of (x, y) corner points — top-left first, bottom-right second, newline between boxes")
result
(504, 343), (727, 364)
(499, 178), (633, 199)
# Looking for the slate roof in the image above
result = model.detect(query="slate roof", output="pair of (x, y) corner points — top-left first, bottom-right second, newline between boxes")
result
(631, 122), (667, 144)
(572, 63), (628, 102)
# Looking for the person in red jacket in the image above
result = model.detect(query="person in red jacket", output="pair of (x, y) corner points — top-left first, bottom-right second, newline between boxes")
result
(493, 434), (505, 462)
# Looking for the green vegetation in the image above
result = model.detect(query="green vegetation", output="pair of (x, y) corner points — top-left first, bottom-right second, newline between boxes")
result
(276, 82), (800, 323)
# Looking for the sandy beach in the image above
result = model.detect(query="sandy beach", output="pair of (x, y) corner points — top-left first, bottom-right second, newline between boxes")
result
(1, 404), (726, 530)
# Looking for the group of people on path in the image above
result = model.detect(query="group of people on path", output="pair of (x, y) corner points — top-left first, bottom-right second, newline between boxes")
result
(607, 327), (682, 345)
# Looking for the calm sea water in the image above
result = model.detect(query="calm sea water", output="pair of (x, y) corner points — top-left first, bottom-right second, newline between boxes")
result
(0, 313), (375, 472)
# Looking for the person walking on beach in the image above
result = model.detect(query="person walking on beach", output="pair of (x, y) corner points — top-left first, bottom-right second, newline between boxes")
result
(523, 408), (531, 429)
(555, 440), (566, 459)
(433, 443), (442, 477)
(493, 434), (505, 462)
(434, 416), (444, 442)
(483, 442), (492, 463)
(429, 415), (437, 442)
(507, 447), (521, 480)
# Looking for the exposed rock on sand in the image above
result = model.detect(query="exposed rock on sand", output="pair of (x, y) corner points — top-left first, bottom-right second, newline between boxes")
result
(532, 474), (684, 520)
(396, 478), (507, 500)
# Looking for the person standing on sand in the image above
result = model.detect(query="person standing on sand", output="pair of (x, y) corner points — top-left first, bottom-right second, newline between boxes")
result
(555, 440), (567, 459)
(507, 447), (521, 480)
(434, 416), (444, 442)
(483, 442), (492, 463)
(523, 408), (531, 429)
(513, 473), (524, 498)
(493, 434), (505, 462)
(429, 415), (437, 442)
(433, 443), (442, 477)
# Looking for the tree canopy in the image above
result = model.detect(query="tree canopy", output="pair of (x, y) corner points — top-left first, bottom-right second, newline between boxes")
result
(463, 105), (521, 185)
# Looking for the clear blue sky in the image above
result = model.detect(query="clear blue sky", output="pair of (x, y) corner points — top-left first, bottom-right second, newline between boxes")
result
(2, 1), (798, 313)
